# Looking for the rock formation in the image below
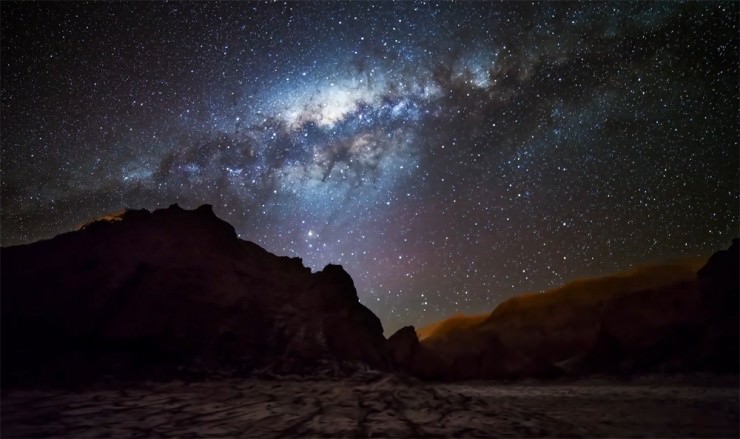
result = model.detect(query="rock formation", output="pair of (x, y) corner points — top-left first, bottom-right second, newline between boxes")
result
(1, 204), (388, 385)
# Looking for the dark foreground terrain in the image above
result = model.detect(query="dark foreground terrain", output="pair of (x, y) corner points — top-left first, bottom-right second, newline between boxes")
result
(3, 374), (737, 438)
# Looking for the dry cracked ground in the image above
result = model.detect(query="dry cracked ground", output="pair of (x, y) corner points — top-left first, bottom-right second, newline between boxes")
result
(2, 374), (738, 438)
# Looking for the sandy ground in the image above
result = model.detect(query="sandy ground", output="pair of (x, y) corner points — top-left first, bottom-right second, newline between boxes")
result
(2, 374), (737, 438)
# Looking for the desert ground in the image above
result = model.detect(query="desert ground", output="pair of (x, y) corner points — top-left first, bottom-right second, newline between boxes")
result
(2, 374), (737, 438)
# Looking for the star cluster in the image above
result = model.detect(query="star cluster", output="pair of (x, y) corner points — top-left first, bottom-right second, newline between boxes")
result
(2, 2), (738, 333)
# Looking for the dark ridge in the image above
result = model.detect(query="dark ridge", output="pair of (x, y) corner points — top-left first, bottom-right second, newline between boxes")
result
(1, 204), (389, 387)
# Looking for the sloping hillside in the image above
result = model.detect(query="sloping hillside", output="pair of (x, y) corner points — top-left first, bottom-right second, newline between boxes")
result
(390, 241), (738, 379)
(416, 313), (488, 341)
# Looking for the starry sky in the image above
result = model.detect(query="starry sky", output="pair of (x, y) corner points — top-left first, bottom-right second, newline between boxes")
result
(2, 1), (738, 334)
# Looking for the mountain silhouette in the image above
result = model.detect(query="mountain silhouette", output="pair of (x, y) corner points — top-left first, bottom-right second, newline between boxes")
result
(2, 204), (388, 385)
(2, 204), (737, 385)
(390, 240), (739, 379)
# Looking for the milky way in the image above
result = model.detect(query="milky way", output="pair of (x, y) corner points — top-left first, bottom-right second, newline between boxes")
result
(2, 2), (738, 333)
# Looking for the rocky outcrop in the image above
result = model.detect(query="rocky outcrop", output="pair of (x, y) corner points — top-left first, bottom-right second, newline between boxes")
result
(387, 326), (420, 366)
(1, 204), (388, 385)
(386, 326), (447, 380)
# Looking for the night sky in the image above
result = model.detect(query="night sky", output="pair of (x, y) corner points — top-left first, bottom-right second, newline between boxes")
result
(2, 2), (738, 334)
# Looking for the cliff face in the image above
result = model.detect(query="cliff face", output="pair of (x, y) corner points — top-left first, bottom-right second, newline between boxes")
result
(391, 241), (739, 380)
(1, 204), (388, 384)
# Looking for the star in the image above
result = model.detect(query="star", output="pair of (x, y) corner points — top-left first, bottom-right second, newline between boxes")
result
(1, 1), (737, 334)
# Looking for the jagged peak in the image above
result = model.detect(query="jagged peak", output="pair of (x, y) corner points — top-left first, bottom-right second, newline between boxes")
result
(315, 264), (356, 286)
(320, 263), (348, 274)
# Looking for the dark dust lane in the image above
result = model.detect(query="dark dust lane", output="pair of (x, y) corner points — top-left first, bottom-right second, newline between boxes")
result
(2, 376), (738, 438)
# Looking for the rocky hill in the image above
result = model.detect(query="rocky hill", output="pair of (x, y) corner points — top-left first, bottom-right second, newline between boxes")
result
(390, 240), (739, 380)
(1, 204), (389, 385)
